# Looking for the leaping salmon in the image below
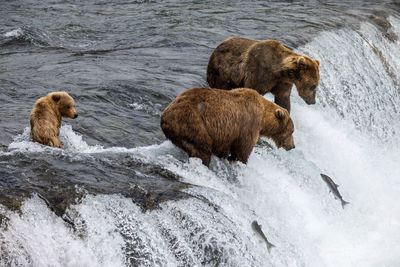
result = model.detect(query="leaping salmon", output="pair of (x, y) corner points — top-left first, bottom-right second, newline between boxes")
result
(251, 220), (275, 252)
(320, 173), (350, 208)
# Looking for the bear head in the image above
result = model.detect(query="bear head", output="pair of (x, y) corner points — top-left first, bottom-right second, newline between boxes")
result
(49, 92), (78, 119)
(262, 108), (295, 151)
(283, 56), (320, 105)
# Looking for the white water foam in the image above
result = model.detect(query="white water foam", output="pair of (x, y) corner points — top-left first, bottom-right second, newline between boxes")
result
(129, 100), (162, 116)
(0, 195), (124, 267)
(7, 124), (175, 156)
(0, 193), (265, 266)
(8, 124), (102, 154)
(4, 28), (23, 38)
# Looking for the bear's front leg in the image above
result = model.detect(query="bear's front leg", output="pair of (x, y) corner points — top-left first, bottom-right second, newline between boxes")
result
(229, 133), (259, 164)
(50, 137), (63, 149)
(272, 82), (292, 113)
(181, 139), (212, 167)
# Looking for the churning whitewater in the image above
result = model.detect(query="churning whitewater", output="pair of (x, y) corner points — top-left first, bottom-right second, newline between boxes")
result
(1, 2), (400, 267)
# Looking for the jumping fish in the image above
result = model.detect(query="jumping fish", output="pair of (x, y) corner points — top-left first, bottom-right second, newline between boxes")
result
(320, 173), (350, 208)
(251, 220), (275, 252)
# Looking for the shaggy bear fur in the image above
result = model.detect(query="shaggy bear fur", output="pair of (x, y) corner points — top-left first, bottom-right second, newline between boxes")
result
(161, 87), (295, 166)
(207, 37), (320, 112)
(30, 92), (78, 148)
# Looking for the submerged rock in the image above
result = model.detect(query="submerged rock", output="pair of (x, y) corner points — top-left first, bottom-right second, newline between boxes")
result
(0, 152), (193, 228)
(368, 14), (398, 42)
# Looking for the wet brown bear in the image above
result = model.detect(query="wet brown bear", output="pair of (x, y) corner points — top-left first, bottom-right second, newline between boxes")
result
(30, 92), (78, 148)
(160, 87), (295, 167)
(207, 37), (320, 112)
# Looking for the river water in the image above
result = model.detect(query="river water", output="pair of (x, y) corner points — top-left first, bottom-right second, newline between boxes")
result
(1, 1), (400, 266)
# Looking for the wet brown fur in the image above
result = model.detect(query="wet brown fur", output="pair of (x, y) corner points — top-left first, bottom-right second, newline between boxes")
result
(160, 87), (295, 167)
(30, 92), (78, 148)
(207, 37), (320, 112)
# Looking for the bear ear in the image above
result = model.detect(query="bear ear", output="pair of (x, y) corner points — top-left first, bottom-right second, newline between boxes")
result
(315, 59), (320, 66)
(298, 56), (306, 65)
(51, 93), (61, 102)
(296, 57), (307, 70)
(275, 109), (287, 120)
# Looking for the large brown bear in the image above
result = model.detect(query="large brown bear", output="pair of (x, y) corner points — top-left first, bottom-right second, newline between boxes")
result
(160, 87), (295, 167)
(30, 92), (78, 148)
(207, 37), (320, 112)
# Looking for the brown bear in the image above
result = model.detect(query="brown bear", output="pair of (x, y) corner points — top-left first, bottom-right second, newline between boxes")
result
(160, 87), (295, 167)
(207, 37), (320, 113)
(30, 92), (78, 148)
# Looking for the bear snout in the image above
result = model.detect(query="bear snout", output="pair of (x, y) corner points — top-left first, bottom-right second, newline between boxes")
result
(304, 89), (317, 105)
(281, 135), (295, 151)
(283, 144), (295, 151)
(74, 113), (78, 119)
(305, 98), (316, 105)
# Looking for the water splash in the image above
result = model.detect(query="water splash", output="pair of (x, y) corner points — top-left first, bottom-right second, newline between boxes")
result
(4, 28), (24, 38)
(7, 124), (181, 162)
(8, 124), (103, 153)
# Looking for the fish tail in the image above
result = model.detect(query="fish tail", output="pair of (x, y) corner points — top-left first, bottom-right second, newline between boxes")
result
(341, 200), (350, 209)
(267, 243), (275, 253)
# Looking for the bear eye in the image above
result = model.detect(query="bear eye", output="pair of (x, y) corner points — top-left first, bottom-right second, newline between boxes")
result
(310, 85), (316, 91)
(67, 105), (71, 109)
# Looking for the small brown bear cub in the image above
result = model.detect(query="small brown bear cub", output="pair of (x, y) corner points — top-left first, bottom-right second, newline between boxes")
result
(207, 37), (320, 113)
(161, 87), (295, 167)
(30, 92), (78, 148)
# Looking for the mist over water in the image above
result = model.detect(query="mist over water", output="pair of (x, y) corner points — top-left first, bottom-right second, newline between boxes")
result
(1, 1), (400, 266)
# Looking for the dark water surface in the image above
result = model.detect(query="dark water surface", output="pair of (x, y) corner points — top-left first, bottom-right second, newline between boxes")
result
(1, 1), (400, 266)
(1, 0), (399, 147)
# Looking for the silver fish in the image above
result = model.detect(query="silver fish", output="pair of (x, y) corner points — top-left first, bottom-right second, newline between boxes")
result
(320, 173), (350, 208)
(251, 220), (275, 252)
